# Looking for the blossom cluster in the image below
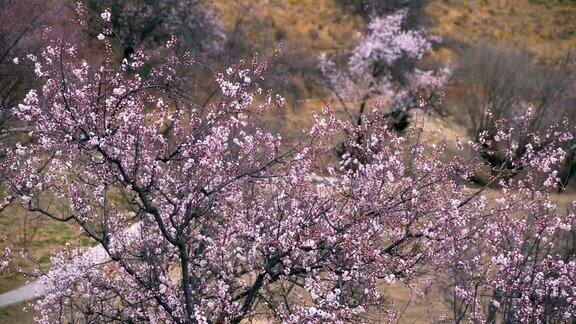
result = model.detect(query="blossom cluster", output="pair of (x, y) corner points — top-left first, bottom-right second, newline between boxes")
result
(319, 9), (449, 132)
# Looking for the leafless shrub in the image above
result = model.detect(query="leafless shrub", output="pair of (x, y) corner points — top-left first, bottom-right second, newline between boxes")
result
(81, 0), (226, 58)
(454, 43), (576, 186)
(456, 45), (533, 136)
(0, 0), (48, 143)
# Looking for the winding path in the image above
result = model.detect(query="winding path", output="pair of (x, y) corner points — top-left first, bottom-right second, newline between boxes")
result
(0, 279), (45, 308)
(0, 222), (142, 308)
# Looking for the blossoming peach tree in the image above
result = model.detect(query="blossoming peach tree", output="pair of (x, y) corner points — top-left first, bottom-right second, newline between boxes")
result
(0, 7), (575, 324)
(319, 9), (450, 134)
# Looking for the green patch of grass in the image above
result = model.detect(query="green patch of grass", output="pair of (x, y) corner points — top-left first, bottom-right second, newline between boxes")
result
(0, 302), (37, 324)
(80, 237), (93, 247)
(38, 253), (51, 264)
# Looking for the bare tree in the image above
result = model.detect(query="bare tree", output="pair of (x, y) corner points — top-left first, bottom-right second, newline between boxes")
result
(0, 0), (48, 141)
(455, 44), (575, 186)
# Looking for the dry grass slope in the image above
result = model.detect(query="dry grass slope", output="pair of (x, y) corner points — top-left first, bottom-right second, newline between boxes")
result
(426, 0), (576, 61)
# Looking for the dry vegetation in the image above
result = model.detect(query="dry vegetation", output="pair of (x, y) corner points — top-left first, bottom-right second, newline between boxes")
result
(426, 0), (576, 62)
(217, 0), (363, 51)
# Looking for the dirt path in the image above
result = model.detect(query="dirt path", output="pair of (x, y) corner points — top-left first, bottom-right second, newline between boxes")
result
(0, 222), (142, 308)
